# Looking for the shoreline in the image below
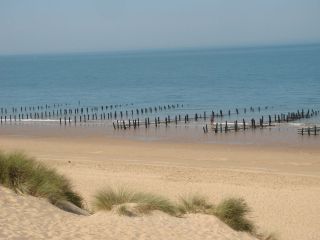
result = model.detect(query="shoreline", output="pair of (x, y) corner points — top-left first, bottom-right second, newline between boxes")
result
(0, 121), (319, 148)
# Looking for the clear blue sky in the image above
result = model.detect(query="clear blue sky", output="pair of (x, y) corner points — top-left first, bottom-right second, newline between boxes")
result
(1, 0), (320, 54)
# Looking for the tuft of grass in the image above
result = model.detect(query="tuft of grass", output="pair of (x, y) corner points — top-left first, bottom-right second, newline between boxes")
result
(214, 198), (254, 232)
(178, 195), (214, 214)
(93, 187), (134, 211)
(117, 204), (137, 217)
(93, 187), (178, 216)
(0, 151), (84, 208)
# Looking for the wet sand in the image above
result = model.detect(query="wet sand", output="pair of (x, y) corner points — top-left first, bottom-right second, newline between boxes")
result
(0, 125), (320, 240)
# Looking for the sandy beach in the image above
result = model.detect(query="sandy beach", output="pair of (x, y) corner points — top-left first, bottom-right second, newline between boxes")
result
(1, 1), (320, 239)
(0, 128), (319, 240)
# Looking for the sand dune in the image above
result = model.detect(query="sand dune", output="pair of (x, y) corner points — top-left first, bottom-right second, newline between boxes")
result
(0, 134), (320, 240)
(0, 187), (257, 240)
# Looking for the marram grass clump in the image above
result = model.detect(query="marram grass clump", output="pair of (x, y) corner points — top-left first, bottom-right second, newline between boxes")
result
(0, 151), (83, 208)
(93, 187), (178, 216)
(93, 187), (255, 232)
(177, 195), (214, 214)
(214, 198), (254, 233)
(177, 195), (254, 233)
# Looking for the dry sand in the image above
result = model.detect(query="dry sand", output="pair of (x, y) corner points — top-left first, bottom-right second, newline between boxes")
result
(0, 133), (320, 240)
(0, 186), (257, 240)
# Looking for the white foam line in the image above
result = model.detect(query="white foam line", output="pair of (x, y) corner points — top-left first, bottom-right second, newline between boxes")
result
(20, 119), (60, 122)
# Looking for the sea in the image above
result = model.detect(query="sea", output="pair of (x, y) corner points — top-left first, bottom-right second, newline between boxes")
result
(0, 44), (320, 129)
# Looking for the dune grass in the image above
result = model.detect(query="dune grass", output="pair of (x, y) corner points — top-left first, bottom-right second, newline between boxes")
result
(93, 187), (255, 233)
(177, 195), (254, 232)
(93, 187), (178, 216)
(0, 151), (83, 208)
(214, 198), (254, 233)
(177, 195), (214, 214)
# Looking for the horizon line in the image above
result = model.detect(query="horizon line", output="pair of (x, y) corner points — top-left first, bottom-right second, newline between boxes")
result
(1, 41), (320, 57)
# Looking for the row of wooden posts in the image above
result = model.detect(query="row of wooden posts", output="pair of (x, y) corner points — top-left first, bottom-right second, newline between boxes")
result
(203, 110), (319, 134)
(0, 103), (271, 116)
(0, 102), (132, 114)
(109, 109), (319, 133)
(0, 103), (180, 115)
(0, 103), (184, 122)
(298, 126), (319, 136)
(0, 108), (318, 127)
(1, 104), (319, 136)
(0, 103), (277, 124)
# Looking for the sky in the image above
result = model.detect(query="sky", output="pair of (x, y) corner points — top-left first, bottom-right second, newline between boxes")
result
(0, 0), (320, 55)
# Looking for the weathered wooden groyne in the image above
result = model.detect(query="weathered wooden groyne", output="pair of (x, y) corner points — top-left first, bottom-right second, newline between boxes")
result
(298, 126), (319, 136)
(0, 102), (319, 137)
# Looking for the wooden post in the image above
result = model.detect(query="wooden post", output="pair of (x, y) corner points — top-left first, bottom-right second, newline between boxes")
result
(269, 115), (271, 126)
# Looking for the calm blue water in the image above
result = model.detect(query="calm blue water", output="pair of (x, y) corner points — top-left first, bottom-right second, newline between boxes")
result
(0, 44), (320, 119)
